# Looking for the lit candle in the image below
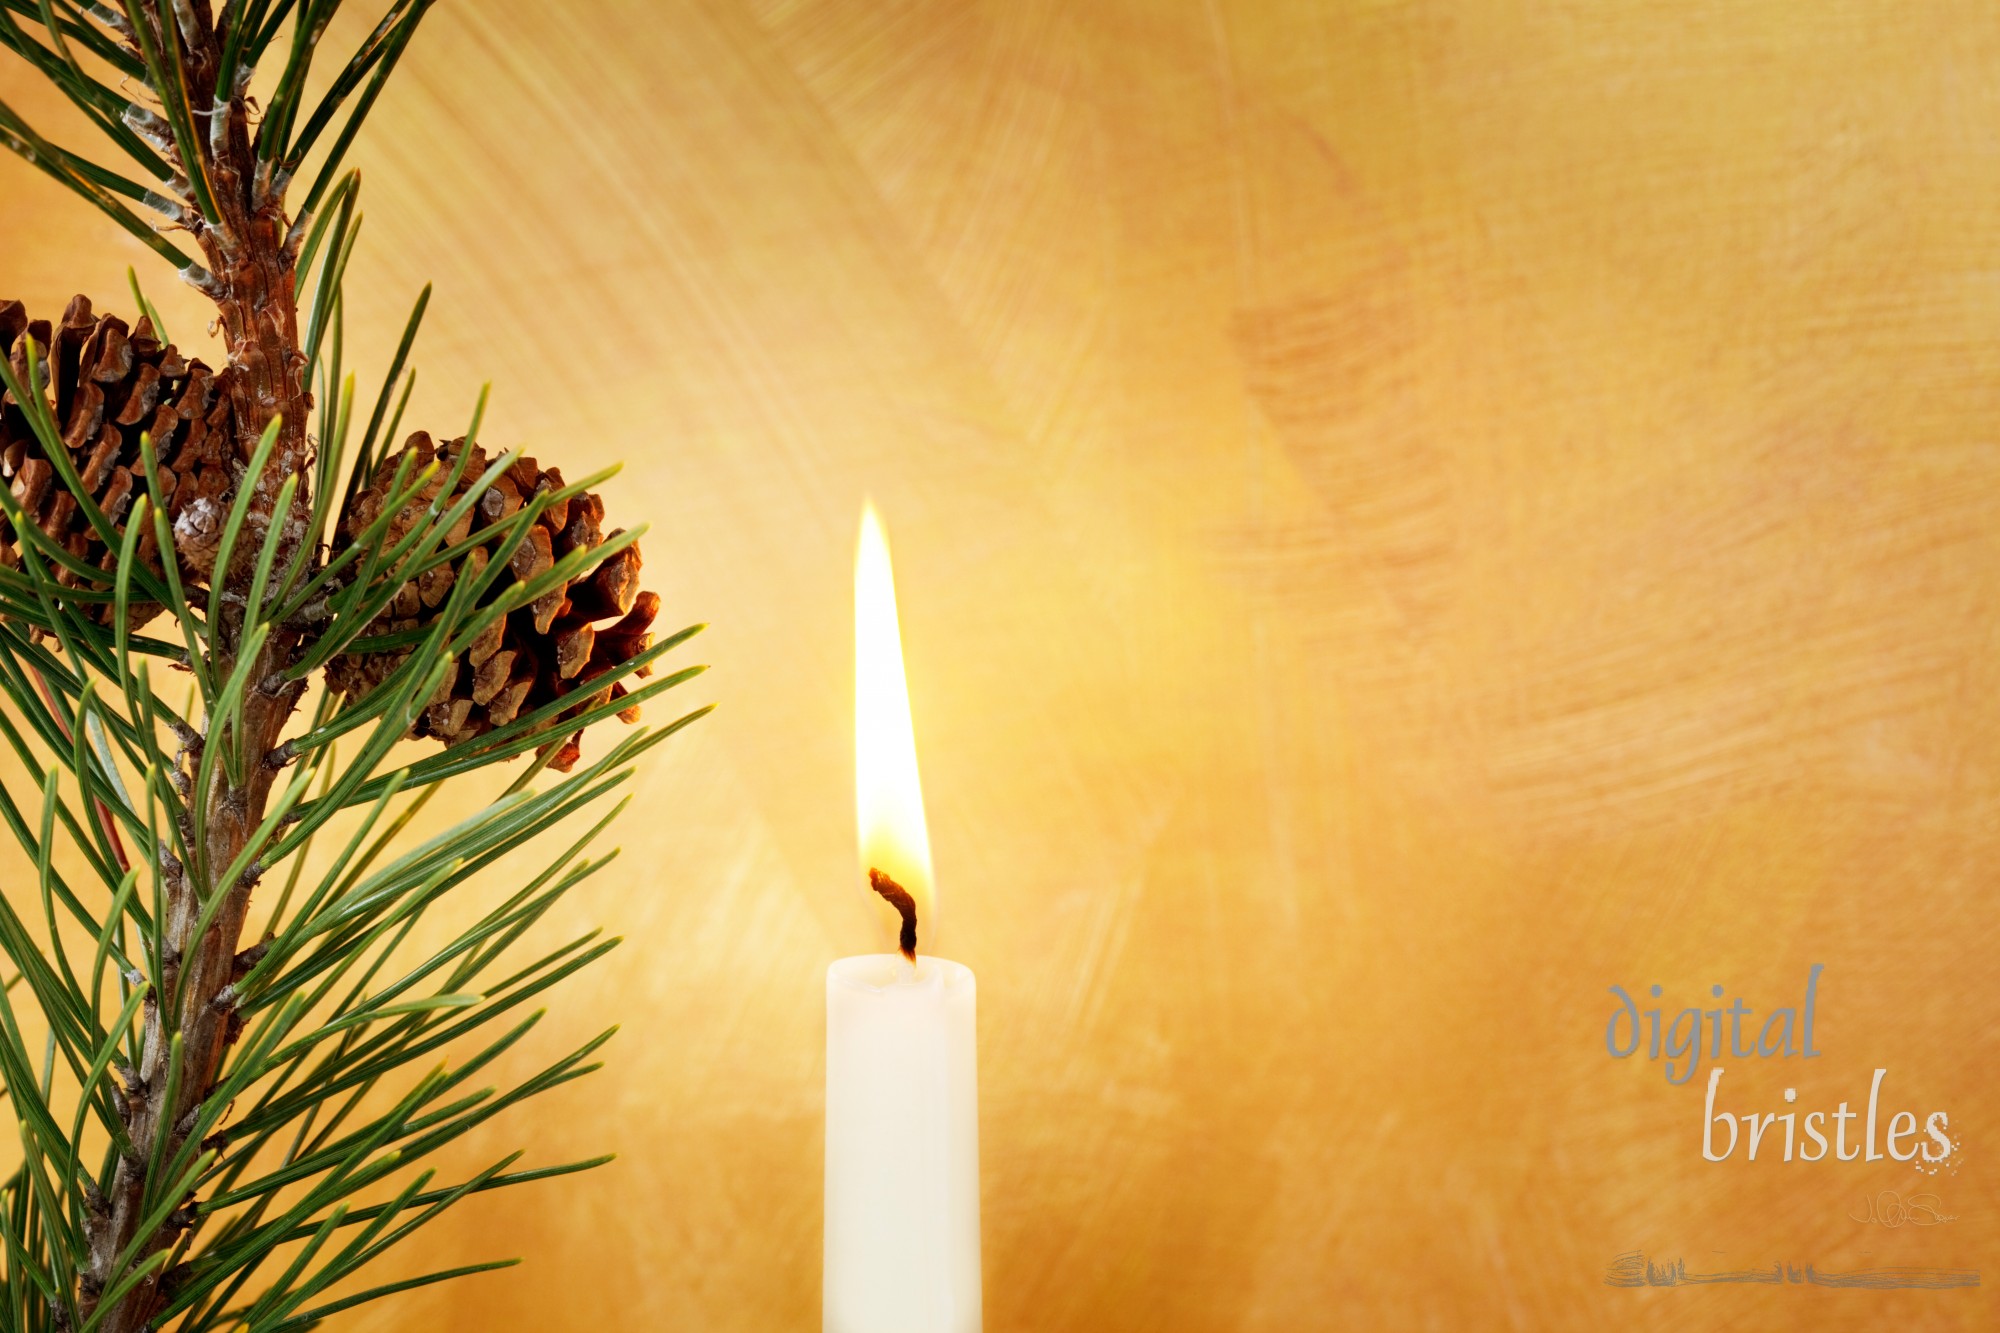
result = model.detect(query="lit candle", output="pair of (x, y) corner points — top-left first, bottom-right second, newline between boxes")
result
(824, 503), (982, 1333)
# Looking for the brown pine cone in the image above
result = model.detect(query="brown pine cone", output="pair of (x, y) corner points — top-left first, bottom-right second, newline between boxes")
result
(323, 431), (659, 772)
(0, 294), (238, 626)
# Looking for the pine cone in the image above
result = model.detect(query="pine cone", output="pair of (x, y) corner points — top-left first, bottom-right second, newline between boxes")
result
(324, 431), (659, 772)
(0, 294), (238, 626)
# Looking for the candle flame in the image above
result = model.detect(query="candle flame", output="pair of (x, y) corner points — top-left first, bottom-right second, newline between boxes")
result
(855, 501), (936, 945)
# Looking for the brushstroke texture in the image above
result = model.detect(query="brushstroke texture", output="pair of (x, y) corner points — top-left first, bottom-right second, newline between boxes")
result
(3, 1), (1999, 1329)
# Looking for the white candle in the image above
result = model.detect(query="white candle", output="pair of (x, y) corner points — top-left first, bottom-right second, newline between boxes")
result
(826, 503), (982, 1333)
(824, 956), (980, 1333)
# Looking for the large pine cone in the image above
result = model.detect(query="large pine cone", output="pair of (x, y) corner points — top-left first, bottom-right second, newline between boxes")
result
(324, 431), (659, 771)
(0, 294), (238, 624)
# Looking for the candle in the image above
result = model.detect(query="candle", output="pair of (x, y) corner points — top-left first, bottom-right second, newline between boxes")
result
(824, 504), (982, 1333)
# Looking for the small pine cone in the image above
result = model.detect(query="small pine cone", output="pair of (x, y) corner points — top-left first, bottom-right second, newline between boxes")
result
(0, 294), (238, 627)
(324, 432), (660, 772)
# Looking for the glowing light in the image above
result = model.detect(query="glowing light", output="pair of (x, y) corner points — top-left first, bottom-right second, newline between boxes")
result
(855, 501), (937, 944)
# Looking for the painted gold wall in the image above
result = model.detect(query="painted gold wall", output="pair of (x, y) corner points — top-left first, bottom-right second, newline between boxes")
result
(4, 1), (1999, 1328)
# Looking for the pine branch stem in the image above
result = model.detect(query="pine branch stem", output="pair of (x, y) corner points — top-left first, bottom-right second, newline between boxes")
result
(90, 634), (305, 1333)
(75, 9), (315, 1327)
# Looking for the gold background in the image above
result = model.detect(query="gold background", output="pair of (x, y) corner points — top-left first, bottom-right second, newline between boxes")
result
(5, 1), (2000, 1328)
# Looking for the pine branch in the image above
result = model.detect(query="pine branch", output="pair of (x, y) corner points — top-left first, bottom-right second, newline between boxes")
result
(0, 3), (710, 1329)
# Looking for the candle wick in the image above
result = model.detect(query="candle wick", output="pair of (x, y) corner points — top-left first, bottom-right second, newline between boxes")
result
(867, 868), (918, 963)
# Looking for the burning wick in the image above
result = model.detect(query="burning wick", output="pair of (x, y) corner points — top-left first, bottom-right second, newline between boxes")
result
(868, 868), (918, 963)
